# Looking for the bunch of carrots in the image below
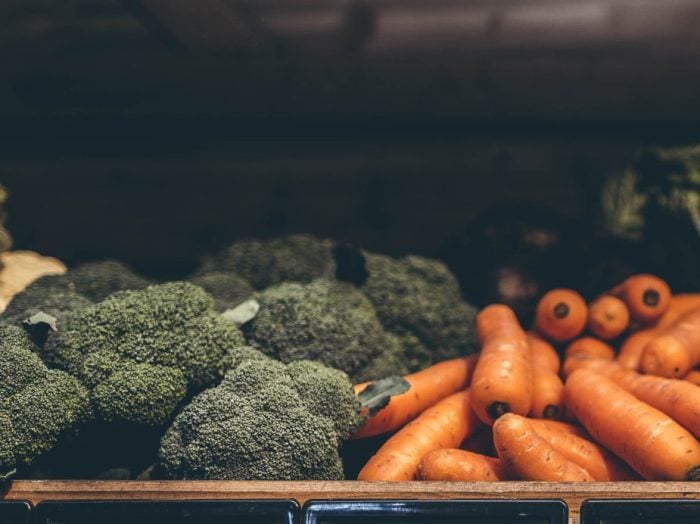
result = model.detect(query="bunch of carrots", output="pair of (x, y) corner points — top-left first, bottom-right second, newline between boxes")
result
(352, 273), (700, 482)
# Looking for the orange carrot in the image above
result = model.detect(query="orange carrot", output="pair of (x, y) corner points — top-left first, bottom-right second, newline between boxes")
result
(527, 417), (639, 480)
(616, 295), (699, 370)
(528, 418), (590, 439)
(493, 413), (595, 481)
(357, 389), (480, 481)
(418, 448), (509, 481)
(587, 295), (629, 340)
(612, 274), (671, 324)
(564, 368), (700, 480)
(527, 332), (560, 373)
(352, 354), (478, 439)
(471, 305), (533, 425)
(565, 337), (615, 361)
(685, 369), (700, 387)
(529, 365), (565, 420)
(641, 305), (700, 378)
(563, 357), (700, 440)
(534, 289), (588, 343)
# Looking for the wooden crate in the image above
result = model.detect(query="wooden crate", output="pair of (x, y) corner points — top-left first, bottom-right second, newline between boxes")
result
(3, 481), (700, 524)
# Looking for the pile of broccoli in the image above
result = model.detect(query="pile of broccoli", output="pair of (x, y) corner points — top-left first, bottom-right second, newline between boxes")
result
(0, 234), (478, 481)
(0, 325), (91, 474)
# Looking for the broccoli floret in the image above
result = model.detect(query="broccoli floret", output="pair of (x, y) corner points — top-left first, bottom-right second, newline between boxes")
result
(188, 272), (254, 312)
(360, 252), (479, 367)
(198, 235), (336, 289)
(67, 260), (153, 301)
(245, 279), (395, 380)
(51, 282), (251, 426)
(0, 325), (91, 473)
(159, 356), (362, 480)
(2, 275), (93, 352)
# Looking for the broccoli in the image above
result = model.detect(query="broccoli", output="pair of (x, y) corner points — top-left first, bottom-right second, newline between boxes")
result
(67, 260), (153, 301)
(244, 279), (402, 380)
(159, 356), (363, 480)
(360, 252), (479, 367)
(198, 234), (336, 289)
(0, 324), (91, 473)
(188, 271), (254, 312)
(50, 282), (252, 427)
(2, 275), (93, 352)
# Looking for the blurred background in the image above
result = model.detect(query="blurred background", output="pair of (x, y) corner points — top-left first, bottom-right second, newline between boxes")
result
(2, 0), (700, 321)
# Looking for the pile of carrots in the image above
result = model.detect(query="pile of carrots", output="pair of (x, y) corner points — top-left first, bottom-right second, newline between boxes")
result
(352, 274), (700, 482)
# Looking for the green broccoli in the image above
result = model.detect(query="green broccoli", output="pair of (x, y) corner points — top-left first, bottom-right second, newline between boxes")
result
(50, 282), (252, 427)
(360, 252), (479, 367)
(0, 324), (91, 474)
(198, 234), (336, 289)
(188, 271), (254, 312)
(2, 275), (93, 352)
(245, 279), (404, 380)
(67, 260), (153, 301)
(159, 356), (363, 480)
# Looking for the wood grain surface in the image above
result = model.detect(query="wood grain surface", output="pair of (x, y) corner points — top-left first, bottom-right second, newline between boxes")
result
(3, 481), (700, 524)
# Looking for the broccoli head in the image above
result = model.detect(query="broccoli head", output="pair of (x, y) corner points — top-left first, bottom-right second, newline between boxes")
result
(198, 234), (336, 289)
(159, 356), (362, 480)
(189, 271), (254, 312)
(360, 252), (479, 366)
(0, 324), (91, 473)
(67, 260), (153, 301)
(245, 279), (396, 380)
(51, 282), (251, 426)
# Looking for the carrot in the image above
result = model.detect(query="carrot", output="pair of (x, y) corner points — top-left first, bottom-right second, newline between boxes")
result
(587, 295), (629, 340)
(418, 448), (509, 481)
(565, 337), (615, 361)
(563, 357), (700, 440)
(471, 305), (533, 425)
(527, 417), (639, 480)
(528, 418), (590, 439)
(493, 413), (595, 481)
(527, 332), (560, 373)
(641, 305), (700, 378)
(352, 354), (478, 439)
(685, 369), (700, 387)
(529, 364), (565, 420)
(357, 389), (480, 481)
(612, 274), (671, 324)
(534, 289), (588, 343)
(564, 368), (700, 480)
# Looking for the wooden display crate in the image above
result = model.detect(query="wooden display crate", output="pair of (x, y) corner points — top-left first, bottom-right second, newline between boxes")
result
(3, 481), (700, 524)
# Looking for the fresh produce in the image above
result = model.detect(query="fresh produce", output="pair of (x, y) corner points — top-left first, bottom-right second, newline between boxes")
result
(357, 389), (479, 481)
(564, 369), (700, 481)
(188, 271), (253, 312)
(159, 356), (364, 480)
(63, 260), (153, 302)
(529, 355), (565, 420)
(641, 305), (700, 378)
(352, 354), (478, 439)
(49, 282), (251, 426)
(685, 369), (700, 386)
(527, 333), (560, 373)
(587, 295), (629, 340)
(0, 324), (91, 475)
(493, 414), (595, 481)
(471, 304), (532, 425)
(198, 234), (336, 290)
(417, 449), (509, 481)
(612, 274), (671, 324)
(245, 279), (407, 381)
(534, 289), (588, 343)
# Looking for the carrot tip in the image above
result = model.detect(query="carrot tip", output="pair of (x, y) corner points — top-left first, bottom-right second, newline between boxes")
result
(643, 289), (660, 307)
(687, 466), (700, 481)
(542, 405), (560, 420)
(487, 402), (511, 420)
(553, 302), (570, 319)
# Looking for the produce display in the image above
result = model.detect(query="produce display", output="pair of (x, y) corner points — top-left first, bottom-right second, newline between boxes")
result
(1, 228), (699, 483)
